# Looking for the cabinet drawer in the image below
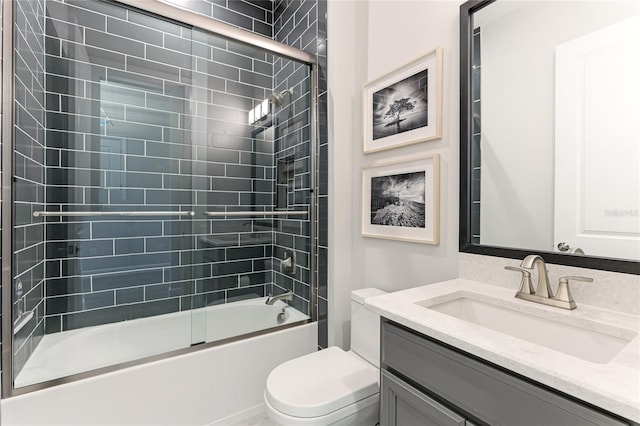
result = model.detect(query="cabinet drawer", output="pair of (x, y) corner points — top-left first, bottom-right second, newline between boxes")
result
(381, 320), (629, 426)
(381, 370), (467, 426)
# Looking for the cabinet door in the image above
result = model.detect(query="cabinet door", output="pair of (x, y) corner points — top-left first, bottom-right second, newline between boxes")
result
(380, 370), (466, 426)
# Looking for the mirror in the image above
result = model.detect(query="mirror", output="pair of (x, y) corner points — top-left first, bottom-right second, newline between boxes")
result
(460, 0), (640, 274)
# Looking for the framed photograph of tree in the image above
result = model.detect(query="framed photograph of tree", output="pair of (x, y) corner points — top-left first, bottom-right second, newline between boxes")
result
(362, 153), (440, 244)
(363, 48), (443, 153)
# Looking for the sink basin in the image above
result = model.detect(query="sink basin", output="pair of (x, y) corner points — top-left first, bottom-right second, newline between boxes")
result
(416, 294), (637, 364)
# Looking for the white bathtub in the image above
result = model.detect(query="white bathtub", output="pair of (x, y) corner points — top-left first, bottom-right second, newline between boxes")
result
(3, 297), (316, 426)
(15, 297), (309, 388)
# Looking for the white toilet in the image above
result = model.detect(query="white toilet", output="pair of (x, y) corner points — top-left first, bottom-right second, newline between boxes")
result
(264, 288), (386, 425)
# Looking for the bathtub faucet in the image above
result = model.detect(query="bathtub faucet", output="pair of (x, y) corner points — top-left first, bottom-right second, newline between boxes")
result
(265, 291), (293, 305)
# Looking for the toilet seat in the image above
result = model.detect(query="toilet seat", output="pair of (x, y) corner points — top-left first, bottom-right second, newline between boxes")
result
(265, 346), (379, 419)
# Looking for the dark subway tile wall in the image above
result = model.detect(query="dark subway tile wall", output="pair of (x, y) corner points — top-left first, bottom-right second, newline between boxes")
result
(316, 0), (328, 350)
(4, 0), (324, 382)
(12, 0), (47, 378)
(37, 0), (282, 335)
(274, 0), (327, 348)
(471, 28), (482, 244)
(163, 0), (273, 38)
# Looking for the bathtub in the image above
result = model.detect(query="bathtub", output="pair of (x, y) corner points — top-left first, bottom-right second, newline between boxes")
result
(2, 296), (316, 425)
(3, 324), (317, 424)
(15, 297), (309, 388)
(7, 298), (315, 423)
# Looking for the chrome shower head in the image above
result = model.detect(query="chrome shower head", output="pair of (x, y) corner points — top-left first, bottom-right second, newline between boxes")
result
(269, 88), (294, 107)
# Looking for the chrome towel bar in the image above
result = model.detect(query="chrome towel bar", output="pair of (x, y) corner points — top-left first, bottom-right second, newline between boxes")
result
(203, 211), (308, 217)
(33, 210), (307, 218)
(33, 211), (196, 217)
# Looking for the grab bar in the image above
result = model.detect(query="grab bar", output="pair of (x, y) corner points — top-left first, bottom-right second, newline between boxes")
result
(33, 211), (196, 217)
(203, 210), (308, 217)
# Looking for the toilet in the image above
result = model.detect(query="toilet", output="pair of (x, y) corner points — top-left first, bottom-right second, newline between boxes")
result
(264, 288), (387, 425)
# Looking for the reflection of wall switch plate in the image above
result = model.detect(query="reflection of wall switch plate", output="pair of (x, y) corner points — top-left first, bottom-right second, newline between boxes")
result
(282, 250), (296, 274)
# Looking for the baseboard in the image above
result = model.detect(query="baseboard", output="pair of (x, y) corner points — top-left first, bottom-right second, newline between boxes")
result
(208, 403), (266, 425)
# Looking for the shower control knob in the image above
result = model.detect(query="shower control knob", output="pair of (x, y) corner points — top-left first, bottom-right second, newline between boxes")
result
(15, 279), (24, 317)
(15, 278), (23, 298)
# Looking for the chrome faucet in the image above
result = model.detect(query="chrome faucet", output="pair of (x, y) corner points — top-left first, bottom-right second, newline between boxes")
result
(520, 255), (553, 298)
(265, 291), (293, 305)
(505, 255), (592, 310)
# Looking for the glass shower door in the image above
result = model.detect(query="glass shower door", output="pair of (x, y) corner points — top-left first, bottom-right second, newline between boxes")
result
(12, 0), (201, 387)
(190, 28), (313, 345)
(10, 0), (314, 390)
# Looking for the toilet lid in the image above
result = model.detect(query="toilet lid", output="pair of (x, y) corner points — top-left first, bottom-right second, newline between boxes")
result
(265, 346), (379, 418)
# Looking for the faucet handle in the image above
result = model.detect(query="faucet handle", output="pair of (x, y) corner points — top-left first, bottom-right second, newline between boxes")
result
(505, 266), (535, 295)
(554, 276), (593, 309)
(559, 275), (593, 283)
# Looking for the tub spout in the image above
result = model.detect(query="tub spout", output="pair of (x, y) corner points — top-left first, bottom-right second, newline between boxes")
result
(265, 291), (293, 305)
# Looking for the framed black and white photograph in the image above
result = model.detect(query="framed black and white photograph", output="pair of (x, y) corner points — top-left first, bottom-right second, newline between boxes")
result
(362, 154), (440, 244)
(363, 48), (443, 153)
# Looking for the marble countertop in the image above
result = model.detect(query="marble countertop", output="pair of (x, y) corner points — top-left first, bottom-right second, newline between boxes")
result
(365, 279), (640, 422)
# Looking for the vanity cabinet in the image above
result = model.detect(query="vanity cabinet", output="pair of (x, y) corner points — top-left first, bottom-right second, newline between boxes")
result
(380, 319), (631, 426)
(381, 370), (473, 425)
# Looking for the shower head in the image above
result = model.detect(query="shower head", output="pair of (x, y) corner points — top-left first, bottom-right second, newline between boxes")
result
(248, 88), (295, 125)
(269, 88), (294, 107)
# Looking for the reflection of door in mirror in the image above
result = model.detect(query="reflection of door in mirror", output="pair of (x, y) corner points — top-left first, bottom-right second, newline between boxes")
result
(554, 17), (640, 261)
(472, 1), (640, 262)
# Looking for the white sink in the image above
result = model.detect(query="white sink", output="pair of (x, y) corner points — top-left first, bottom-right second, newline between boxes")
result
(416, 294), (637, 364)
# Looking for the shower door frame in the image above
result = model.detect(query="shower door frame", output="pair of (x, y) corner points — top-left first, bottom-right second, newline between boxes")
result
(1, 0), (318, 397)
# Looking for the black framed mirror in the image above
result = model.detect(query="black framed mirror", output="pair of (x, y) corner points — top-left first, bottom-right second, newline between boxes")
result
(459, 0), (639, 275)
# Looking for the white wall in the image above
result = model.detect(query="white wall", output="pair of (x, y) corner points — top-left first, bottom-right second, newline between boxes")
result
(327, 0), (460, 348)
(327, 0), (640, 351)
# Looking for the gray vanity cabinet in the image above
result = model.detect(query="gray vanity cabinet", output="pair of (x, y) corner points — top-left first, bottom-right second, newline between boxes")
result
(381, 370), (471, 425)
(380, 319), (631, 426)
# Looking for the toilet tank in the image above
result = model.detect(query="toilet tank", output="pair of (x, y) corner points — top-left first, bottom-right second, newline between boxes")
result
(350, 288), (387, 368)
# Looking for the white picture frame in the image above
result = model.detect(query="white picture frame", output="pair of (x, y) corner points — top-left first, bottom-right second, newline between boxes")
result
(362, 153), (440, 244)
(363, 48), (443, 153)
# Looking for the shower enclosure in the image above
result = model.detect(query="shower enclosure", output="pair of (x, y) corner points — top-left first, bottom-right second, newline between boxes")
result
(2, 0), (317, 395)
